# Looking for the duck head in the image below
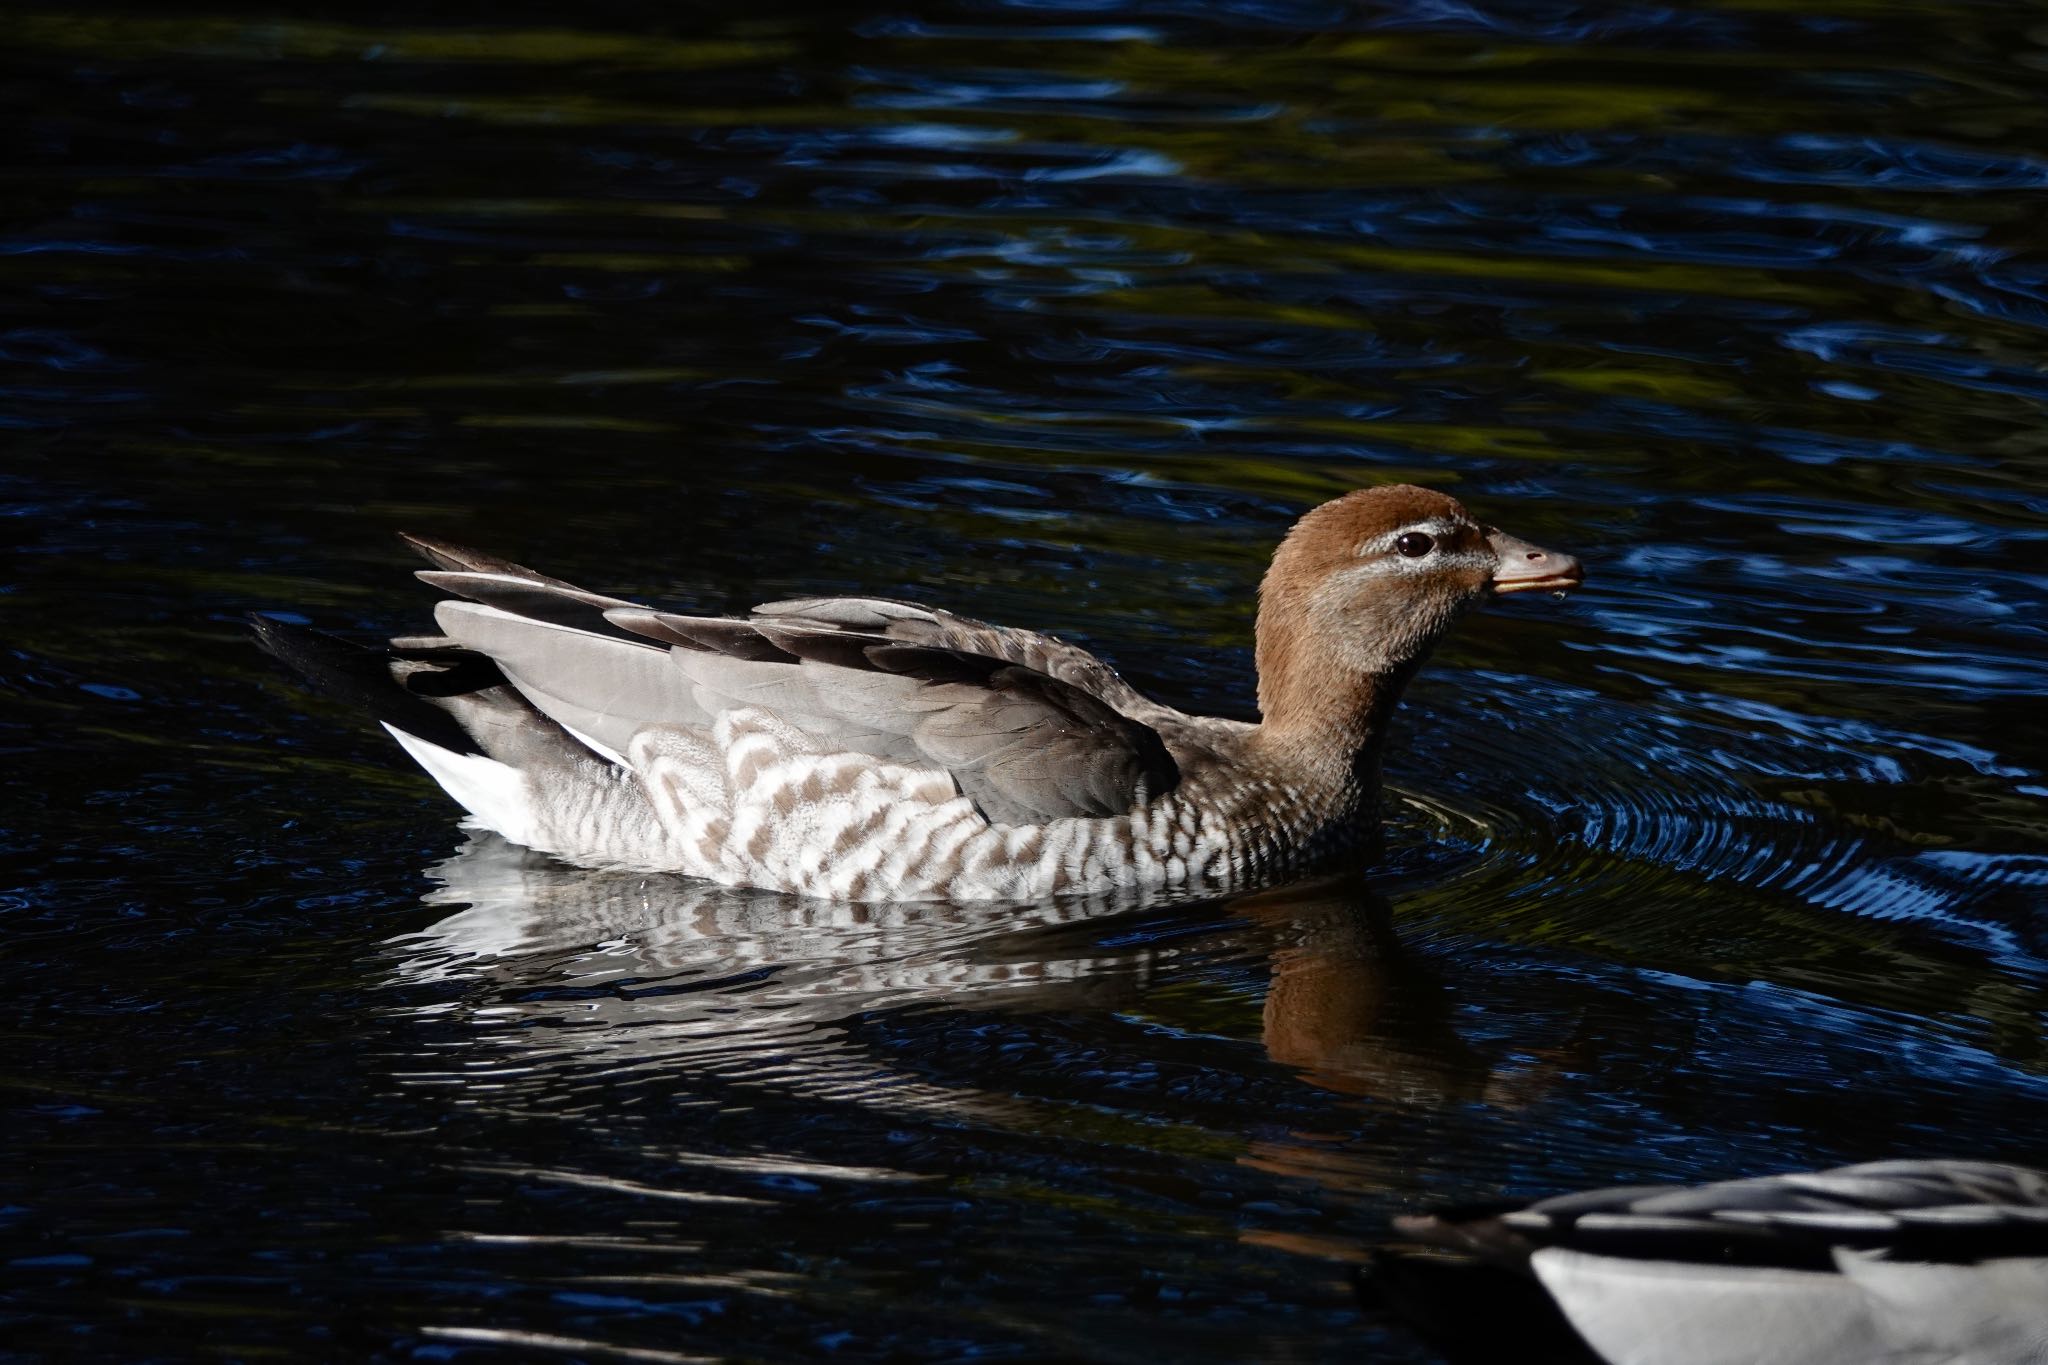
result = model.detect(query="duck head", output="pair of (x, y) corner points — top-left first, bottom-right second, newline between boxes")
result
(1254, 484), (1581, 741)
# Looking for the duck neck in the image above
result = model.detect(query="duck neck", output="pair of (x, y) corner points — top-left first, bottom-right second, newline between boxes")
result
(1250, 641), (1418, 800)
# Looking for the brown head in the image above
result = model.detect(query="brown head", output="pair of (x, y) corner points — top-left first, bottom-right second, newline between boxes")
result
(1254, 483), (1581, 743)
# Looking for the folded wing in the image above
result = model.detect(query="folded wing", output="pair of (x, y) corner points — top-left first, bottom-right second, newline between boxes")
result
(403, 534), (1184, 826)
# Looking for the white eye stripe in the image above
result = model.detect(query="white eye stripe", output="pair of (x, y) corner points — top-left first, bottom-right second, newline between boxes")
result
(1355, 517), (1468, 557)
(1339, 547), (1495, 580)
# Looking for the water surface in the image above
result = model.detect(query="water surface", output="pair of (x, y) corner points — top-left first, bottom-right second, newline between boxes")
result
(6, 1), (2048, 1360)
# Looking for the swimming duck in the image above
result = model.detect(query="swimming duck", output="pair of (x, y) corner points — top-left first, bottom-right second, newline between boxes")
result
(1364, 1159), (2048, 1365)
(255, 483), (1580, 900)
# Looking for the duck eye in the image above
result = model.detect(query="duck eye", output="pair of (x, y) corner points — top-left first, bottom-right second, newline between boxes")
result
(1395, 531), (1435, 558)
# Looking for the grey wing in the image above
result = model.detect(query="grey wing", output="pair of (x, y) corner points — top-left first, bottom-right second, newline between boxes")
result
(406, 539), (1182, 824)
(613, 605), (1181, 824)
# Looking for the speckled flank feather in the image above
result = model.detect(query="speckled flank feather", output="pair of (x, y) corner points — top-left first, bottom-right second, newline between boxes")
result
(462, 704), (1361, 901)
(269, 484), (1579, 901)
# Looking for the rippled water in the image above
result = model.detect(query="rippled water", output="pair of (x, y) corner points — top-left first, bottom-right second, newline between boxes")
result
(6, 1), (2048, 1359)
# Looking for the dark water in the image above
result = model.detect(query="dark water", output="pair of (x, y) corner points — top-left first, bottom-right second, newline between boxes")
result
(6, 1), (2048, 1359)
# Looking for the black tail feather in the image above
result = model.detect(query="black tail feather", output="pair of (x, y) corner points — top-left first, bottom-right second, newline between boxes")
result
(249, 614), (495, 757)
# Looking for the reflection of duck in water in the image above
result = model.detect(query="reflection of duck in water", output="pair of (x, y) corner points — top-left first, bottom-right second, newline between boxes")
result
(396, 830), (1172, 1017)
(392, 836), (1554, 1121)
(257, 484), (1579, 900)
(1362, 1160), (2048, 1365)
(386, 833), (1183, 1126)
(1233, 878), (1566, 1110)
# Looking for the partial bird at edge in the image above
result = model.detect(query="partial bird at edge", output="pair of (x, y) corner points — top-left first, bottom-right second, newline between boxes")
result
(1359, 1158), (2048, 1365)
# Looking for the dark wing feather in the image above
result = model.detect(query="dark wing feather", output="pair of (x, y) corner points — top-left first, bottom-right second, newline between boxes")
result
(608, 609), (798, 664)
(403, 533), (663, 646)
(415, 569), (649, 644)
(400, 532), (591, 591)
(754, 596), (1179, 727)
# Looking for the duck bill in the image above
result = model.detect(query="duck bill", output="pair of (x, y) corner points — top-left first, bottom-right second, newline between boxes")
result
(1486, 528), (1584, 596)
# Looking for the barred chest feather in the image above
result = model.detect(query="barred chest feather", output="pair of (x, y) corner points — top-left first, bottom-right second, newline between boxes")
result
(503, 705), (1370, 902)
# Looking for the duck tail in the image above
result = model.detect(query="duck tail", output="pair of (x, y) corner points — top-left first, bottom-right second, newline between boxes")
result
(249, 615), (648, 860)
(249, 614), (499, 757)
